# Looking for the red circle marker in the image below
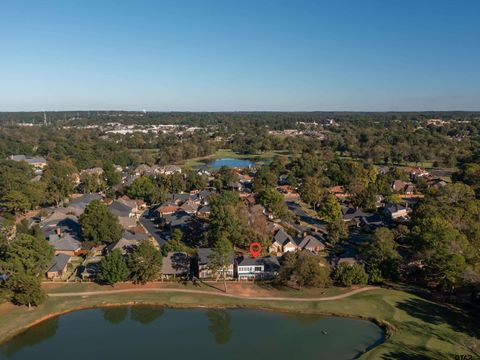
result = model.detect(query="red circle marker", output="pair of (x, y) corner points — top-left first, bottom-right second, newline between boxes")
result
(249, 242), (262, 258)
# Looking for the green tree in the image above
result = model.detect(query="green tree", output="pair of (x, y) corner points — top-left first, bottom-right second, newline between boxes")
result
(162, 229), (191, 256)
(80, 172), (105, 194)
(207, 191), (248, 247)
(103, 162), (121, 187)
(128, 241), (162, 284)
(42, 160), (76, 206)
(253, 166), (277, 193)
(208, 233), (233, 292)
(1, 233), (54, 277)
(299, 177), (324, 211)
(127, 176), (156, 202)
(332, 263), (369, 287)
(278, 252), (331, 288)
(362, 227), (401, 281)
(318, 193), (342, 223)
(185, 172), (208, 192)
(5, 273), (46, 307)
(1, 190), (31, 214)
(98, 249), (129, 285)
(257, 187), (291, 220)
(327, 220), (348, 245)
(296, 253), (331, 287)
(80, 200), (123, 245)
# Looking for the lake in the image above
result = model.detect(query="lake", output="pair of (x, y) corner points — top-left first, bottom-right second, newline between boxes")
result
(1, 307), (384, 360)
(202, 157), (255, 169)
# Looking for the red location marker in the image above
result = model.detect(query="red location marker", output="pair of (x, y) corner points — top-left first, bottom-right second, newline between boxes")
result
(249, 242), (262, 258)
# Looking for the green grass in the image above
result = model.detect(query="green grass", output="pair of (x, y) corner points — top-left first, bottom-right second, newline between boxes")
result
(0, 287), (478, 359)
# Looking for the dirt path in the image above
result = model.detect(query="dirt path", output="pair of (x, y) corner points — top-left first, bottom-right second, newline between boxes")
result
(48, 286), (378, 302)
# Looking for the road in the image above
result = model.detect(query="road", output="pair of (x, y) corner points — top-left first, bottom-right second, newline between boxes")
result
(48, 286), (378, 302)
(139, 207), (169, 247)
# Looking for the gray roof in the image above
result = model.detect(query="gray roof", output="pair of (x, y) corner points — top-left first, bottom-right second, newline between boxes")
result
(9, 155), (47, 165)
(161, 252), (190, 275)
(68, 193), (102, 208)
(197, 205), (211, 214)
(273, 228), (294, 246)
(48, 232), (81, 251)
(297, 235), (325, 251)
(173, 193), (197, 202)
(47, 253), (71, 273)
(197, 248), (234, 266)
(41, 215), (81, 239)
(108, 200), (133, 217)
(342, 206), (373, 221)
(105, 238), (140, 255)
(198, 189), (213, 199)
(384, 203), (407, 213)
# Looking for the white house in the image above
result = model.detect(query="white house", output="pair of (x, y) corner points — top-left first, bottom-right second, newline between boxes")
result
(236, 256), (280, 280)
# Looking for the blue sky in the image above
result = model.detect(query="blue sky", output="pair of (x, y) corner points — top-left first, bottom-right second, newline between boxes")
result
(0, 0), (479, 111)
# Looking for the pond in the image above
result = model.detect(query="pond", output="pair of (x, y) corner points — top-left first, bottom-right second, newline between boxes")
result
(202, 157), (255, 169)
(0, 307), (384, 360)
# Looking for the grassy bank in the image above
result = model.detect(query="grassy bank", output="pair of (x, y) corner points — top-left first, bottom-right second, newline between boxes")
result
(0, 286), (478, 359)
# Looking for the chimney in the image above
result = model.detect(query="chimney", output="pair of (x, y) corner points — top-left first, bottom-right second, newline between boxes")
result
(55, 228), (62, 236)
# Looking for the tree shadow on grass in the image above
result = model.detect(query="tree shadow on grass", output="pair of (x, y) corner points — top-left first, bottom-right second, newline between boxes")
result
(379, 348), (450, 360)
(396, 297), (480, 339)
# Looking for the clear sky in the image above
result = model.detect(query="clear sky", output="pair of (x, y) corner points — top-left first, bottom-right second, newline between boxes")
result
(0, 0), (479, 111)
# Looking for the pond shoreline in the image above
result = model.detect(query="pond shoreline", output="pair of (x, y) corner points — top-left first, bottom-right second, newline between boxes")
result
(0, 298), (392, 359)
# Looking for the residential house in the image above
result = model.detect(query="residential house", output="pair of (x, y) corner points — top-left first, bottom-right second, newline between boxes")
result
(9, 155), (47, 171)
(48, 231), (82, 256)
(156, 204), (180, 217)
(196, 205), (211, 218)
(297, 234), (325, 253)
(66, 193), (102, 216)
(383, 203), (408, 219)
(161, 252), (191, 280)
(180, 200), (199, 214)
(159, 165), (182, 175)
(108, 199), (138, 229)
(162, 211), (202, 234)
(392, 180), (407, 192)
(269, 228), (298, 254)
(195, 248), (234, 279)
(46, 253), (71, 280)
(236, 256), (280, 280)
(109, 199), (137, 218)
(342, 206), (373, 224)
(41, 214), (82, 245)
(427, 178), (448, 189)
(105, 231), (149, 255)
(329, 185), (352, 198)
(80, 167), (104, 176)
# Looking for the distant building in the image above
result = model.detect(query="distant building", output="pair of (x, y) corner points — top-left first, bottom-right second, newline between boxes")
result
(9, 155), (47, 170)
